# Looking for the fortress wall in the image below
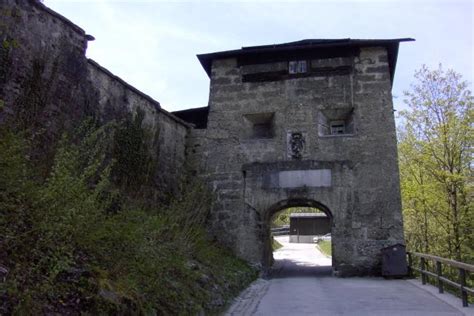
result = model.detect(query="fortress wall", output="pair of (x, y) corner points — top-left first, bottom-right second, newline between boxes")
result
(87, 60), (189, 191)
(0, 0), (189, 193)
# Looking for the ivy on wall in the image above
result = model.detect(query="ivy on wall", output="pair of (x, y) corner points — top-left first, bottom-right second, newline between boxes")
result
(13, 58), (59, 130)
(0, 7), (21, 108)
(111, 109), (157, 194)
(0, 6), (22, 86)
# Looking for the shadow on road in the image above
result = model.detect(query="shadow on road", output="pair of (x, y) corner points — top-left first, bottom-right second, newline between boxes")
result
(270, 236), (332, 279)
(269, 258), (332, 278)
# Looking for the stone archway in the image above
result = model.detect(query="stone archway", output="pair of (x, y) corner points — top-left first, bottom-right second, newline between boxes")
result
(266, 198), (333, 222)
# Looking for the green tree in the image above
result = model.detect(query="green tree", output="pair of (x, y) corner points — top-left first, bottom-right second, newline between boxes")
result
(398, 65), (473, 262)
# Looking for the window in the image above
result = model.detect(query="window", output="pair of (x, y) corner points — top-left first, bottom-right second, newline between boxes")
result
(289, 60), (307, 74)
(253, 122), (272, 138)
(318, 109), (354, 136)
(330, 120), (346, 135)
(243, 113), (275, 139)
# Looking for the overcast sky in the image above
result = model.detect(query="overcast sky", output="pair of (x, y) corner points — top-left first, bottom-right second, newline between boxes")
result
(44, 0), (473, 114)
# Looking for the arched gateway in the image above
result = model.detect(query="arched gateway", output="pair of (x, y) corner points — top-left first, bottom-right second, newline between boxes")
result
(175, 38), (412, 276)
(265, 198), (333, 266)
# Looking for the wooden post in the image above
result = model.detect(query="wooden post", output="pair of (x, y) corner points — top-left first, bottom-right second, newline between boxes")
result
(459, 268), (468, 307)
(436, 261), (443, 293)
(421, 257), (426, 285)
(296, 218), (299, 243)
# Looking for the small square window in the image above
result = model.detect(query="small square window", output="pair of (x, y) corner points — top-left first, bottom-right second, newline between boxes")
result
(253, 122), (273, 138)
(243, 112), (275, 139)
(318, 109), (354, 137)
(330, 120), (345, 135)
(289, 60), (307, 74)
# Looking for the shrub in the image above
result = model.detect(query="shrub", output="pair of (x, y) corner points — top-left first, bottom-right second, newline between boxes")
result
(0, 123), (256, 314)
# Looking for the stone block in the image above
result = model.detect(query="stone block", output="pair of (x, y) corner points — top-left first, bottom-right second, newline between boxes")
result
(211, 77), (232, 85)
(218, 189), (242, 201)
(365, 65), (389, 74)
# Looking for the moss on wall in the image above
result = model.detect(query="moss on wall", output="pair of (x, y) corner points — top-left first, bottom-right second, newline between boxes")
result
(112, 109), (157, 191)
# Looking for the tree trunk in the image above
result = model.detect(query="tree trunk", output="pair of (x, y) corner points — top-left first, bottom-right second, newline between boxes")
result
(423, 208), (429, 253)
(450, 187), (461, 261)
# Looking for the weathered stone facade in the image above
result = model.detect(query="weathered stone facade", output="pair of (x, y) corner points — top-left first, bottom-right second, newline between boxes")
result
(0, 0), (189, 194)
(187, 39), (412, 276)
(1, 1), (411, 276)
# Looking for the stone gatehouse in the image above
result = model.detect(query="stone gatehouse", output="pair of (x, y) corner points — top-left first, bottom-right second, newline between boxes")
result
(1, 0), (412, 277)
(176, 39), (412, 276)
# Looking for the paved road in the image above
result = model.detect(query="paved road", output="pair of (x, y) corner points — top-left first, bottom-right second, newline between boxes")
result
(226, 236), (472, 316)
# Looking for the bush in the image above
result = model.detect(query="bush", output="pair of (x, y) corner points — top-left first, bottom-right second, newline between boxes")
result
(0, 123), (256, 314)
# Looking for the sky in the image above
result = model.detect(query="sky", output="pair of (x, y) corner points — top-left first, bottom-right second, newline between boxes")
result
(44, 0), (473, 114)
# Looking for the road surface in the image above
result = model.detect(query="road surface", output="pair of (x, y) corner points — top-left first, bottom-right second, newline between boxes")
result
(226, 236), (472, 316)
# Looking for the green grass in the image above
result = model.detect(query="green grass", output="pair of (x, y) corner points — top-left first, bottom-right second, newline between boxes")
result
(0, 127), (257, 315)
(272, 237), (283, 251)
(317, 240), (332, 257)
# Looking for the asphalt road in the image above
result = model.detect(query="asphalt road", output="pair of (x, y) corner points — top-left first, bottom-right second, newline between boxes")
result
(226, 236), (472, 316)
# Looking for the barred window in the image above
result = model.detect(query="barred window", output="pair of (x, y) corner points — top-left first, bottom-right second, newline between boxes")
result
(330, 120), (346, 135)
(289, 60), (307, 74)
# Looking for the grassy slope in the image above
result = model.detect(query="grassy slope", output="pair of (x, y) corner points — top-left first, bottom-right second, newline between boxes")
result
(317, 240), (332, 257)
(0, 128), (257, 315)
(272, 237), (283, 251)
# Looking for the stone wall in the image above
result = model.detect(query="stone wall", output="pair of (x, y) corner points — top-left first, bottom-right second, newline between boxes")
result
(0, 0), (189, 193)
(192, 47), (404, 276)
(87, 60), (189, 190)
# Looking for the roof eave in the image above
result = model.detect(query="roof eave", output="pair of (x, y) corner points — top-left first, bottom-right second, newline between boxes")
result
(196, 38), (414, 79)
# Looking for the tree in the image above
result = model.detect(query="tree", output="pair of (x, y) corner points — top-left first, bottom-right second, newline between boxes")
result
(398, 65), (473, 262)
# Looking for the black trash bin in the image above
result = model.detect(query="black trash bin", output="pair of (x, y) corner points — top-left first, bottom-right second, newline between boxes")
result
(381, 243), (408, 277)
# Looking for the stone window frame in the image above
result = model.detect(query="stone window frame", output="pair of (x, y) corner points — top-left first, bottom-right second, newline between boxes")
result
(243, 112), (275, 139)
(318, 108), (355, 137)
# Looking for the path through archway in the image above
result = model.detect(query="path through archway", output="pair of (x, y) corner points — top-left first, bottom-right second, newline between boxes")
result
(264, 199), (334, 277)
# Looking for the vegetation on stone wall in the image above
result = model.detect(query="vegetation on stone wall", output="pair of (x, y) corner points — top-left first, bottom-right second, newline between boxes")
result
(0, 7), (19, 86)
(14, 58), (59, 131)
(111, 110), (157, 195)
(398, 65), (473, 264)
(0, 38), (15, 89)
(0, 4), (257, 313)
(0, 121), (256, 314)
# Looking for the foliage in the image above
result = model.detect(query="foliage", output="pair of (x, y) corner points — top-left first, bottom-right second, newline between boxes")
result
(0, 7), (20, 87)
(398, 65), (473, 263)
(0, 38), (15, 86)
(111, 109), (156, 193)
(13, 58), (57, 130)
(0, 123), (256, 315)
(272, 207), (324, 227)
